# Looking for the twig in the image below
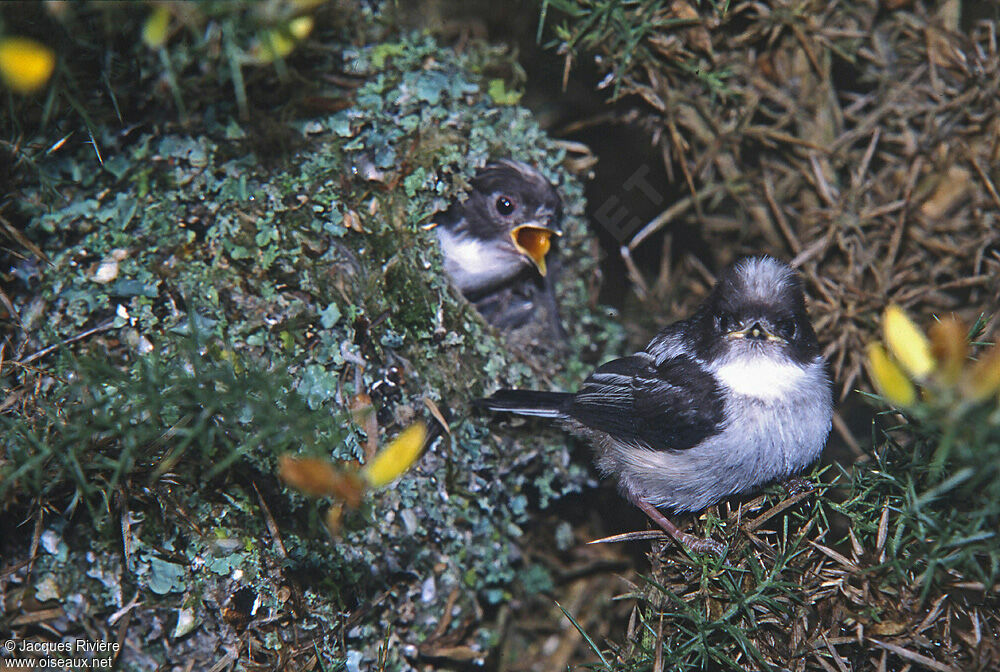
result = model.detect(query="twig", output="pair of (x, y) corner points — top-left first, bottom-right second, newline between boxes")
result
(742, 489), (813, 534)
(625, 184), (723, 252)
(17, 319), (115, 365)
(967, 150), (1000, 211)
(867, 638), (960, 672)
(588, 530), (666, 545)
(252, 481), (287, 559)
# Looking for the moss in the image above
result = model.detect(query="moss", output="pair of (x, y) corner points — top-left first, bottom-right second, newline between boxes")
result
(1, 7), (622, 669)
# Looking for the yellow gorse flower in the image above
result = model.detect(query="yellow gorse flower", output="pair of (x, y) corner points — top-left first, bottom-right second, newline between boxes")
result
(0, 37), (55, 93)
(867, 342), (916, 407)
(142, 5), (172, 49)
(883, 305), (935, 378)
(362, 422), (428, 488)
(963, 346), (1000, 402)
(868, 306), (999, 409)
(928, 317), (967, 386)
(253, 16), (314, 64)
(288, 15), (314, 41)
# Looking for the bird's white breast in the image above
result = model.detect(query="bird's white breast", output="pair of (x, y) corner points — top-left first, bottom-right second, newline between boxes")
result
(711, 355), (808, 401)
(436, 227), (518, 294)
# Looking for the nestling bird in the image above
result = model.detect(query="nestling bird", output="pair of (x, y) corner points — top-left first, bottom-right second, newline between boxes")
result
(476, 256), (833, 555)
(433, 160), (564, 338)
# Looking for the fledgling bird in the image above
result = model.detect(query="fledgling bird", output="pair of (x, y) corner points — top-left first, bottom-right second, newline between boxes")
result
(433, 160), (564, 338)
(476, 256), (833, 555)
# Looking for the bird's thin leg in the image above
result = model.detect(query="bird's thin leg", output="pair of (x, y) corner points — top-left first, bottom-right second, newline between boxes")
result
(634, 498), (726, 557)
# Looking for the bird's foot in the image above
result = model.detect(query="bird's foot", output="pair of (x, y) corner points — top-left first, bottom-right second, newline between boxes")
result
(781, 477), (815, 497)
(671, 530), (726, 557)
(634, 498), (726, 557)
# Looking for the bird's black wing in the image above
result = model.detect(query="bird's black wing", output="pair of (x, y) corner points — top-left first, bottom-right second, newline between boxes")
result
(566, 351), (724, 451)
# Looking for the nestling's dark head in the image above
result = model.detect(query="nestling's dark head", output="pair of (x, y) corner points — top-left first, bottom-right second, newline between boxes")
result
(435, 160), (562, 295)
(691, 256), (820, 366)
(467, 160), (562, 238)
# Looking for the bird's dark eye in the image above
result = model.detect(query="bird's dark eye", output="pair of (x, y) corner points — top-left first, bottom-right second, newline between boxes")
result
(495, 196), (516, 216)
(715, 312), (737, 334)
(776, 319), (797, 340)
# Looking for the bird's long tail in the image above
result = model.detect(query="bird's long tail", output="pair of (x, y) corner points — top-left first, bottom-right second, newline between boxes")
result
(473, 389), (572, 418)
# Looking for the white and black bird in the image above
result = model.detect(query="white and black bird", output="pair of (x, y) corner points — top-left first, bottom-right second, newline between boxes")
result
(476, 257), (833, 554)
(433, 160), (564, 338)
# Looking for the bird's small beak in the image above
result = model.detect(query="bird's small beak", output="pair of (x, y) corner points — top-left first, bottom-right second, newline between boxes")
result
(510, 223), (561, 276)
(727, 321), (785, 343)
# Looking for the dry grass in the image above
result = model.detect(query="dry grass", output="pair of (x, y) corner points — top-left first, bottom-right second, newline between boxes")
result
(543, 482), (1000, 671)
(552, 0), (1000, 401)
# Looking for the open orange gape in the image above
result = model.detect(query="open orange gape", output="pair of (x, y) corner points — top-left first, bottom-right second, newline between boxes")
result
(511, 224), (559, 276)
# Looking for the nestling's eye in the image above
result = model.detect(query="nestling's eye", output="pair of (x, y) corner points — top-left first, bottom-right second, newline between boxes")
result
(776, 319), (797, 340)
(495, 196), (516, 216)
(715, 312), (737, 334)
